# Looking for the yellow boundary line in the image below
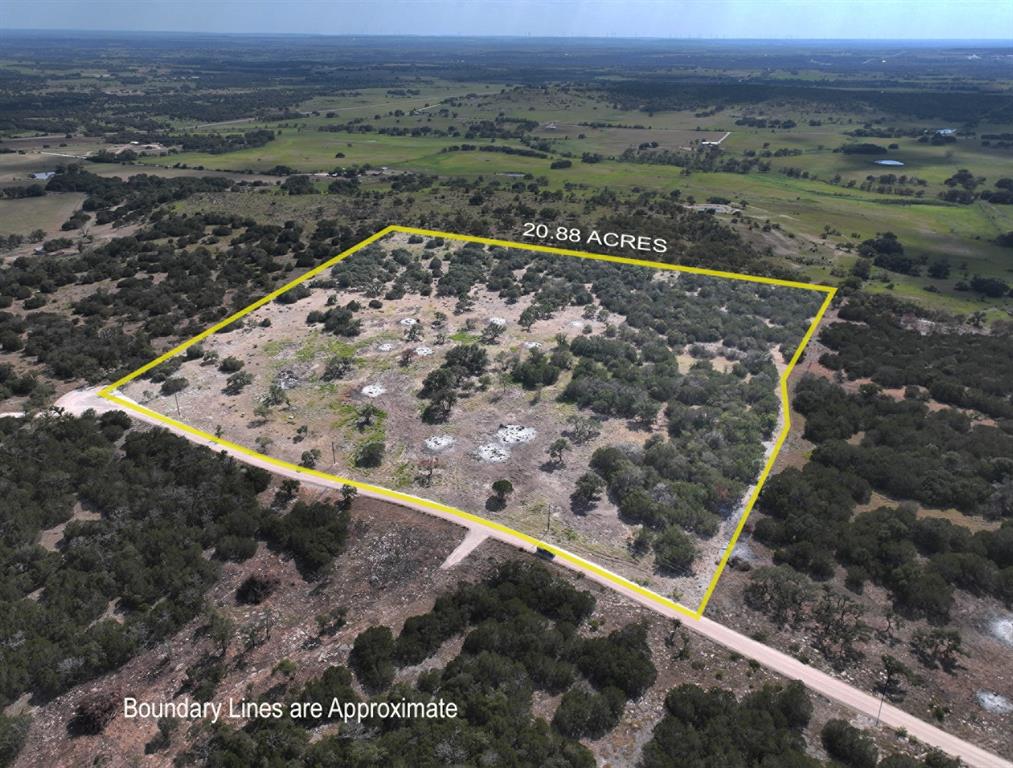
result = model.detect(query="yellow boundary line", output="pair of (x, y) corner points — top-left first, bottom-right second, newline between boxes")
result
(99, 224), (836, 621)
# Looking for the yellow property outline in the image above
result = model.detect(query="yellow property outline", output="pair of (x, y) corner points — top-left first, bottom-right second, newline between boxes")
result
(100, 225), (836, 621)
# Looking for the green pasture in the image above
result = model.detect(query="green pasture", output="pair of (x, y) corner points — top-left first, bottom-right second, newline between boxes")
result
(0, 192), (85, 236)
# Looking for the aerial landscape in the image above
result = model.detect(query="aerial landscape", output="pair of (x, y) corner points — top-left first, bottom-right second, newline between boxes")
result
(0, 2), (1011, 767)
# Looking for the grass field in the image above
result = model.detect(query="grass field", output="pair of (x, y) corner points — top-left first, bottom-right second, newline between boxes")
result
(10, 80), (1013, 318)
(0, 192), (84, 236)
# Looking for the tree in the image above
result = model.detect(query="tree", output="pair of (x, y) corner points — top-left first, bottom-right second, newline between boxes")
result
(161, 377), (188, 395)
(300, 449), (321, 468)
(68, 692), (120, 736)
(416, 457), (438, 487)
(322, 356), (354, 380)
(349, 626), (395, 691)
(571, 472), (605, 512)
(927, 258), (951, 279)
(480, 322), (505, 344)
(492, 479), (514, 503)
(653, 527), (696, 575)
(552, 687), (623, 739)
(206, 607), (234, 657)
(547, 437), (571, 467)
(911, 627), (965, 672)
(262, 383), (289, 409)
(970, 275), (1009, 298)
(339, 484), (358, 509)
(566, 415), (600, 444)
(0, 715), (29, 766)
(821, 719), (878, 768)
(422, 388), (456, 423)
(224, 371), (253, 395)
(810, 589), (867, 666)
(575, 623), (656, 699)
(281, 175), (315, 195)
(878, 654), (914, 702)
(445, 344), (488, 376)
(355, 441), (385, 468)
(745, 566), (814, 626)
(276, 478), (300, 504)
(777, 681), (814, 728)
(218, 356), (244, 373)
(851, 258), (872, 280)
(355, 404), (382, 431)
(519, 305), (540, 331)
(237, 574), (279, 605)
(633, 398), (658, 428)
(264, 499), (349, 578)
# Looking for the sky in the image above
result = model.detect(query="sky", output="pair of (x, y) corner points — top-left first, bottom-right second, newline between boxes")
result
(2, 0), (1011, 40)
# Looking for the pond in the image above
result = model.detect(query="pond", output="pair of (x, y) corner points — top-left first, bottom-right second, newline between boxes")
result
(874, 160), (905, 166)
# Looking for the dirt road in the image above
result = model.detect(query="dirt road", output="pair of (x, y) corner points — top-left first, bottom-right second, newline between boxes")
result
(53, 388), (1012, 768)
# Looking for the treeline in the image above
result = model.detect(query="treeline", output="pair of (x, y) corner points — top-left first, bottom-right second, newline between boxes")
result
(605, 79), (1013, 123)
(188, 559), (952, 767)
(45, 164), (232, 225)
(441, 143), (549, 159)
(108, 128), (276, 155)
(618, 145), (769, 174)
(935, 170), (1013, 206)
(0, 412), (350, 712)
(0, 184), (46, 200)
(819, 294), (1013, 419)
(754, 375), (1013, 620)
(1, 213), (370, 384)
(193, 563), (624, 766)
(643, 683), (958, 768)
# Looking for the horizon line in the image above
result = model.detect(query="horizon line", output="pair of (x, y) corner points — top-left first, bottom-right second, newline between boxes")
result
(2, 28), (1012, 43)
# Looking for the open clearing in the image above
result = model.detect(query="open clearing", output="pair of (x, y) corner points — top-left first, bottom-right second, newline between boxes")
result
(115, 226), (830, 612)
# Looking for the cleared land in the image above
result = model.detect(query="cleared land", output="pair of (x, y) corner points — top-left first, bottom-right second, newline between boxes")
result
(118, 228), (828, 609)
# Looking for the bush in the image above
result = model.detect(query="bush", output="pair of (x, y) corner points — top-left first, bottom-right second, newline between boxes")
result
(575, 623), (656, 699)
(160, 377), (188, 395)
(821, 719), (878, 768)
(653, 527), (697, 575)
(349, 626), (395, 691)
(68, 691), (120, 736)
(0, 715), (29, 767)
(355, 441), (385, 468)
(218, 356), (244, 373)
(224, 371), (253, 394)
(215, 535), (257, 562)
(552, 687), (623, 739)
(263, 500), (349, 578)
(236, 574), (279, 605)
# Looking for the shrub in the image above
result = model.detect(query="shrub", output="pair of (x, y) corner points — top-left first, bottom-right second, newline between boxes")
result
(349, 626), (395, 691)
(821, 719), (878, 768)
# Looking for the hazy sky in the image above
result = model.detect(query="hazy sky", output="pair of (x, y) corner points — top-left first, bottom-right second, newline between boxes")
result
(2, 0), (1011, 39)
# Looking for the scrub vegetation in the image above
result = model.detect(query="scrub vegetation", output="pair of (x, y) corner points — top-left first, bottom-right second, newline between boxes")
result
(1, 31), (1012, 768)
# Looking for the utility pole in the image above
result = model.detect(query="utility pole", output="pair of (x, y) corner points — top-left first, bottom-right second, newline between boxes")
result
(875, 669), (886, 725)
(173, 392), (181, 419)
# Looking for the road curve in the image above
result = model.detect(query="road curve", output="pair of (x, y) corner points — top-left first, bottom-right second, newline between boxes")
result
(54, 388), (1012, 768)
